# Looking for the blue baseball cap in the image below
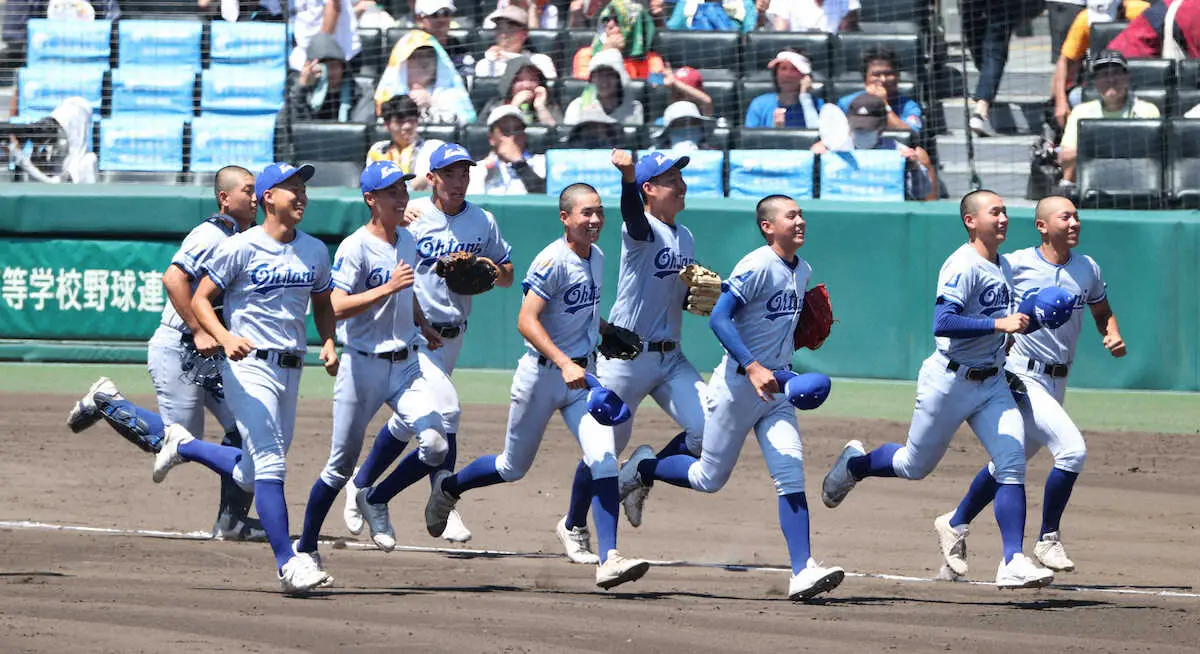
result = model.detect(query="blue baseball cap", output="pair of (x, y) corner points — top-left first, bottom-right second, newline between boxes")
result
(360, 161), (416, 193)
(428, 142), (475, 171)
(634, 151), (689, 186)
(1035, 286), (1075, 329)
(255, 162), (315, 203)
(584, 373), (632, 426)
(774, 370), (832, 411)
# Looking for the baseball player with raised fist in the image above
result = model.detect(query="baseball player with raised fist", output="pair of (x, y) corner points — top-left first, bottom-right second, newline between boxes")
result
(293, 162), (451, 567)
(554, 149), (717, 564)
(617, 195), (845, 601)
(66, 165), (266, 542)
(151, 162), (340, 594)
(821, 189), (1056, 590)
(425, 183), (651, 590)
(344, 143), (514, 545)
(934, 195), (1126, 577)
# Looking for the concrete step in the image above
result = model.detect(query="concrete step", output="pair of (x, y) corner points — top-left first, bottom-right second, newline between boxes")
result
(935, 133), (1039, 165)
(940, 169), (1034, 204)
(941, 96), (1048, 135)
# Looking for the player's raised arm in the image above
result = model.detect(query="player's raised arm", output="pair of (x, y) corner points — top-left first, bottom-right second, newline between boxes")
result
(1088, 299), (1126, 357)
(517, 290), (587, 389)
(612, 149), (652, 240)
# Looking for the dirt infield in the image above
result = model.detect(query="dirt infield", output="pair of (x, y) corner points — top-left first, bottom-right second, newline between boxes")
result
(2, 390), (1198, 653)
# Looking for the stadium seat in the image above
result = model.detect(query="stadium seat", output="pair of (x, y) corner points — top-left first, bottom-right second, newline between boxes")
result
(1180, 60), (1199, 90)
(737, 79), (830, 127)
(654, 31), (741, 77)
(818, 149), (906, 201)
(420, 124), (460, 145)
(450, 28), (490, 61)
(702, 78), (739, 125)
(201, 67), (285, 116)
(24, 19), (112, 67)
(1076, 118), (1163, 210)
(99, 116), (185, 172)
(728, 149), (814, 199)
(471, 75), (503, 115)
(209, 22), (287, 69)
(1166, 119), (1200, 209)
(526, 29), (562, 73)
(1175, 88), (1200, 117)
(190, 115), (277, 173)
(545, 148), (624, 198)
(1089, 21), (1127, 57)
(463, 124), (558, 159)
(737, 128), (820, 150)
(16, 65), (106, 118)
(743, 32), (833, 81)
(117, 20), (202, 71)
(111, 66), (196, 117)
(859, 0), (931, 33)
(290, 122), (369, 188)
(563, 30), (597, 78)
(833, 33), (921, 84)
(357, 28), (386, 81)
(98, 171), (182, 184)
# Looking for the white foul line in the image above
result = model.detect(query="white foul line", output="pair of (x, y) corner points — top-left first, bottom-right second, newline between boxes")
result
(2, 519), (1198, 600)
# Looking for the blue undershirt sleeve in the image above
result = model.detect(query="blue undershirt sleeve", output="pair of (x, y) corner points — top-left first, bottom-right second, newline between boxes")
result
(709, 291), (755, 368)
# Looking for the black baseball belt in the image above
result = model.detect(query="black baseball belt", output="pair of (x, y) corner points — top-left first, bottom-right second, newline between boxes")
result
(946, 360), (999, 381)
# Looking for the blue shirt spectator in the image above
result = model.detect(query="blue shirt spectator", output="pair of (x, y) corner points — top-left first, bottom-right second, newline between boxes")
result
(743, 50), (823, 129)
(836, 46), (924, 133)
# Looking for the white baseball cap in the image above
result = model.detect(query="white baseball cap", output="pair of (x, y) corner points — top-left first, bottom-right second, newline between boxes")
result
(415, 0), (454, 16)
(768, 51), (812, 75)
(486, 104), (527, 127)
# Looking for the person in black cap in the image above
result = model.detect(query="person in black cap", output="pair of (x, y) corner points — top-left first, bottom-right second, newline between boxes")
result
(1058, 49), (1160, 186)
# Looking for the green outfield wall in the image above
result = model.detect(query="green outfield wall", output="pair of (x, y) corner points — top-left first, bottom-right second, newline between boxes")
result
(1, 185), (1197, 391)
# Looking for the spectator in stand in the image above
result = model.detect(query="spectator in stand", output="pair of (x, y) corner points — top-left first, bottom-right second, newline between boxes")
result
(1048, 0), (1087, 62)
(481, 55), (563, 126)
(765, 0), (859, 33)
(487, 0), (560, 29)
(289, 0), (362, 81)
(286, 33), (374, 122)
(564, 48), (645, 125)
(475, 4), (558, 79)
(959, 0), (1046, 137)
(412, 0), (475, 76)
(811, 95), (938, 201)
(654, 66), (713, 123)
(565, 105), (622, 147)
(1051, 0), (1150, 130)
(837, 47), (922, 134)
(1107, 0), (1200, 58)
(375, 29), (476, 124)
(367, 95), (444, 191)
(4, 96), (97, 184)
(666, 0), (759, 33)
(651, 100), (715, 154)
(468, 105), (547, 195)
(744, 50), (823, 129)
(1059, 50), (1159, 186)
(571, 0), (665, 81)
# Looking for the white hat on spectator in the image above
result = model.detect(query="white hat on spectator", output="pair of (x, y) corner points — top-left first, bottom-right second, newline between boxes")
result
(654, 100), (713, 143)
(588, 48), (630, 87)
(487, 104), (528, 127)
(768, 51), (812, 75)
(1086, 0), (1120, 25)
(487, 4), (529, 27)
(415, 0), (455, 17)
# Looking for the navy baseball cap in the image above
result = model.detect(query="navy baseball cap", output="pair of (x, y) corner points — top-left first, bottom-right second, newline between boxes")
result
(584, 373), (632, 426)
(428, 142), (475, 171)
(255, 162), (315, 203)
(774, 370), (832, 411)
(634, 151), (689, 186)
(360, 161), (416, 193)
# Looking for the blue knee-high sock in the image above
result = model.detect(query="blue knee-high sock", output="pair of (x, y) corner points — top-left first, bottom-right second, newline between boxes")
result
(656, 431), (692, 458)
(638, 454), (695, 489)
(591, 476), (620, 563)
(778, 492), (812, 575)
(442, 454), (504, 497)
(846, 443), (901, 480)
(297, 479), (339, 554)
(994, 483), (1027, 563)
(254, 479), (294, 569)
(354, 425), (409, 489)
(177, 438), (241, 477)
(369, 446), (436, 504)
(1040, 468), (1079, 537)
(564, 460), (593, 529)
(950, 465), (1000, 528)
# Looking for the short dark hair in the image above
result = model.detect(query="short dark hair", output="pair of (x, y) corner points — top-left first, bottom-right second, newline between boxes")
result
(862, 46), (899, 77)
(213, 165), (253, 203)
(755, 194), (793, 241)
(381, 95), (420, 122)
(559, 182), (600, 213)
(959, 188), (999, 230)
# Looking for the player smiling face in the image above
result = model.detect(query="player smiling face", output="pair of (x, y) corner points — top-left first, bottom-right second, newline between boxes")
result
(367, 179), (411, 226)
(758, 196), (805, 256)
(431, 160), (471, 212)
(263, 175), (308, 225)
(962, 191), (1007, 250)
(559, 185), (605, 247)
(643, 166), (687, 217)
(1036, 196), (1081, 250)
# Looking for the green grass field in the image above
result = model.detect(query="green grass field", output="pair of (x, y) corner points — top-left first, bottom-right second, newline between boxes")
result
(4, 363), (1196, 435)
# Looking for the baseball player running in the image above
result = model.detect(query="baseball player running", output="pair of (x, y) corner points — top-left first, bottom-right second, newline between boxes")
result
(821, 189), (1056, 589)
(618, 195), (845, 601)
(66, 165), (266, 541)
(555, 149), (716, 564)
(152, 162), (340, 594)
(344, 143), (514, 545)
(424, 183), (651, 590)
(934, 195), (1126, 577)
(294, 162), (450, 566)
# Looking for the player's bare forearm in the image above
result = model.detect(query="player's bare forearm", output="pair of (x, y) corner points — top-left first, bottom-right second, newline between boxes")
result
(192, 277), (233, 344)
(1090, 300), (1126, 357)
(517, 293), (571, 368)
(163, 266), (204, 334)
(312, 290), (338, 344)
(494, 262), (516, 288)
(330, 286), (391, 321)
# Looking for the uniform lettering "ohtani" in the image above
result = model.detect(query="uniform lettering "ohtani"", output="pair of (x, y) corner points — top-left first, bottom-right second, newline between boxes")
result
(249, 263), (316, 294)
(978, 284), (1012, 316)
(765, 289), (800, 321)
(564, 282), (600, 314)
(417, 236), (483, 263)
(653, 247), (694, 279)
(366, 267), (391, 289)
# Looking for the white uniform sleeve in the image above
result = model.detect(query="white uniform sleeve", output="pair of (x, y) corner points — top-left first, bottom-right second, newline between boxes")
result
(723, 261), (764, 305)
(482, 210), (514, 266)
(1085, 255), (1108, 304)
(201, 237), (245, 290)
(311, 246), (333, 294)
(936, 258), (972, 307)
(171, 227), (221, 280)
(330, 240), (363, 293)
(522, 254), (561, 301)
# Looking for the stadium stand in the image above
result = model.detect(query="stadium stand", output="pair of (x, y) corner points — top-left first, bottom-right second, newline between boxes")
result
(1076, 118), (1164, 210)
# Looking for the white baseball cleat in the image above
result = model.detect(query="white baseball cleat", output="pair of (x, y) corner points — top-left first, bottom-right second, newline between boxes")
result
(343, 470), (364, 535)
(439, 510), (472, 543)
(788, 559), (846, 601)
(555, 515), (601, 565)
(279, 553), (332, 594)
(292, 541), (333, 588)
(425, 469), (459, 538)
(152, 424), (193, 484)
(821, 440), (865, 508)
(66, 377), (124, 433)
(934, 511), (969, 577)
(355, 487), (396, 552)
(995, 553), (1055, 589)
(1033, 531), (1075, 572)
(595, 550), (650, 590)
(618, 445), (656, 528)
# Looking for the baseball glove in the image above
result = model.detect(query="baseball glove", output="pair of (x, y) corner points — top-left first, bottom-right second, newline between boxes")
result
(793, 284), (836, 351)
(435, 251), (498, 296)
(598, 323), (643, 360)
(679, 263), (722, 316)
